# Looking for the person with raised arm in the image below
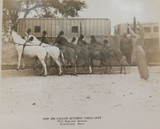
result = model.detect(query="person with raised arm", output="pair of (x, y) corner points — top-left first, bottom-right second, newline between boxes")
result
(128, 23), (149, 80)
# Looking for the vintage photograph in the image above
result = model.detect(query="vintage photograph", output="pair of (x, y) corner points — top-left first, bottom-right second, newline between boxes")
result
(0, 0), (160, 129)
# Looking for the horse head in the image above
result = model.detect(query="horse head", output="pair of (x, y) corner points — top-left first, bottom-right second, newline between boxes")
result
(4, 20), (21, 43)
(3, 23), (13, 43)
(27, 35), (41, 45)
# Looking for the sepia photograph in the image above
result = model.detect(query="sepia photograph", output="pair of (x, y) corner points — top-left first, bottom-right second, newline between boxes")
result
(0, 0), (160, 129)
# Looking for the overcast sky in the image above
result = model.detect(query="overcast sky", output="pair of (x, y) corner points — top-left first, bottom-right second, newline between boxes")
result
(79, 0), (160, 29)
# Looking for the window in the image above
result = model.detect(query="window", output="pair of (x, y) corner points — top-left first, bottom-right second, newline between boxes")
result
(34, 26), (41, 33)
(153, 26), (159, 32)
(72, 26), (78, 33)
(144, 27), (151, 32)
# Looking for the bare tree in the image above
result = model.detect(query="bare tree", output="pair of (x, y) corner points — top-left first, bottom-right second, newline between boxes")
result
(3, 0), (87, 32)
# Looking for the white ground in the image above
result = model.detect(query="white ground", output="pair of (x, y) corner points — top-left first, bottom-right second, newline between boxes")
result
(0, 71), (160, 129)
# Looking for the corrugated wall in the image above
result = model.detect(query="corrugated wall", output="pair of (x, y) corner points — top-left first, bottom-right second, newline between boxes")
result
(17, 18), (111, 38)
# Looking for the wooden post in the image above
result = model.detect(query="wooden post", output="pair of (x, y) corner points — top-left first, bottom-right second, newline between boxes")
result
(133, 17), (136, 33)
(80, 21), (82, 35)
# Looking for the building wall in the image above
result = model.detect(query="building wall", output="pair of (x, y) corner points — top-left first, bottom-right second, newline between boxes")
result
(114, 23), (160, 63)
(114, 23), (159, 39)
(17, 18), (111, 41)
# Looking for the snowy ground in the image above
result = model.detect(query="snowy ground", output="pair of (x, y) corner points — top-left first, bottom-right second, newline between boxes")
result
(0, 70), (160, 129)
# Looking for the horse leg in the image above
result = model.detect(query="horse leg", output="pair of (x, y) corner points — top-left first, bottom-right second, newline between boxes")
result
(21, 57), (25, 69)
(17, 52), (22, 70)
(33, 57), (38, 69)
(50, 57), (53, 67)
(39, 60), (47, 77)
(55, 58), (63, 76)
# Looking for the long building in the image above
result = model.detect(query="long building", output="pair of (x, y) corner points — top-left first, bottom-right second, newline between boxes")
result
(17, 18), (111, 42)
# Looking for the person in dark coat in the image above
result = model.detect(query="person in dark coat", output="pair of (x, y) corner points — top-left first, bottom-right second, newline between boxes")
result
(56, 30), (68, 46)
(77, 34), (87, 46)
(90, 35), (97, 44)
(39, 31), (49, 46)
(71, 37), (76, 44)
(120, 32), (133, 65)
(24, 28), (31, 40)
(103, 39), (109, 46)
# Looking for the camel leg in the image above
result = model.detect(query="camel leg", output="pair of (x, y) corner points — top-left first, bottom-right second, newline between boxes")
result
(85, 59), (92, 74)
(17, 52), (22, 70)
(99, 60), (105, 68)
(104, 61), (108, 74)
(104, 60), (112, 74)
(108, 59), (112, 74)
(72, 59), (77, 75)
(120, 65), (123, 74)
(90, 59), (94, 73)
(88, 59), (93, 74)
(123, 65), (126, 74)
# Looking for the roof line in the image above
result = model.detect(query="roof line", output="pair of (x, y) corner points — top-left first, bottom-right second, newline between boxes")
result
(18, 17), (110, 20)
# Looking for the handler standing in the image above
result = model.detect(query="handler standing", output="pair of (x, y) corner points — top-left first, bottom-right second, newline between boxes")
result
(128, 24), (149, 80)
(120, 31), (133, 65)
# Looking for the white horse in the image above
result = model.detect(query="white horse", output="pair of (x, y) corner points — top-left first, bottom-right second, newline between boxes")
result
(11, 31), (48, 76)
(26, 35), (63, 76)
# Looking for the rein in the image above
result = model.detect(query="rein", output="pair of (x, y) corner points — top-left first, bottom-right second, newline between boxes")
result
(8, 41), (40, 46)
(12, 41), (54, 47)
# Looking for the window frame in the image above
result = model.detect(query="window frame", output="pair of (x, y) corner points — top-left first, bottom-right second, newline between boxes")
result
(34, 26), (41, 33)
(153, 26), (159, 32)
(143, 27), (151, 33)
(72, 26), (78, 33)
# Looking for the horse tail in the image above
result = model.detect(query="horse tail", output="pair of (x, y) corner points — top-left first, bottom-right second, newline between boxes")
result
(60, 51), (65, 64)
